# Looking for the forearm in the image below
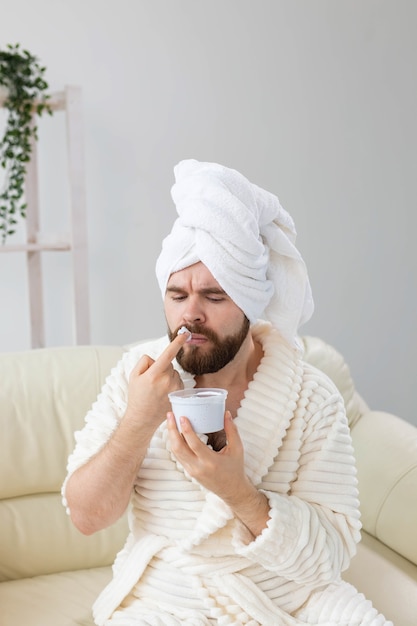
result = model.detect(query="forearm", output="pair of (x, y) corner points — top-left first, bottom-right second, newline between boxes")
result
(65, 411), (155, 535)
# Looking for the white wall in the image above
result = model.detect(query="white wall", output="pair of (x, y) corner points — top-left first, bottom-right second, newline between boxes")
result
(1, 0), (416, 425)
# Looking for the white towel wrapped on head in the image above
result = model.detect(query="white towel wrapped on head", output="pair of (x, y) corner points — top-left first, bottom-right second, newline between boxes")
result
(155, 159), (314, 347)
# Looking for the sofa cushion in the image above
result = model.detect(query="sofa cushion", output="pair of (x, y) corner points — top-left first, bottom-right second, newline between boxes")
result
(0, 493), (127, 580)
(343, 531), (417, 626)
(0, 345), (127, 580)
(0, 345), (124, 500)
(0, 566), (112, 626)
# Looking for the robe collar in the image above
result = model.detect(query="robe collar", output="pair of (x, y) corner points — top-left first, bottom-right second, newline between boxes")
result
(173, 320), (303, 548)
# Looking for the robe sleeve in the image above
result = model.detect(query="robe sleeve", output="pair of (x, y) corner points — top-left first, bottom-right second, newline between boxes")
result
(61, 338), (168, 511)
(231, 387), (362, 586)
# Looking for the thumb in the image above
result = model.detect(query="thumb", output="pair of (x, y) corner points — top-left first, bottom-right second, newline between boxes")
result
(133, 353), (156, 376)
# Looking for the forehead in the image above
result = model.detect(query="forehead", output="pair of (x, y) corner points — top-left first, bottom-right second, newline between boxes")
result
(166, 262), (222, 290)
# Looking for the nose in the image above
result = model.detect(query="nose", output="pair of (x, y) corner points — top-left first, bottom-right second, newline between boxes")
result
(182, 298), (206, 324)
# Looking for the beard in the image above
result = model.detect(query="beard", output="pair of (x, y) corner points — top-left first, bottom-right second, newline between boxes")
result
(168, 317), (250, 376)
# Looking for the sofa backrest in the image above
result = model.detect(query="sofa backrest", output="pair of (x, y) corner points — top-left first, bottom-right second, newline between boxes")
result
(0, 345), (128, 581)
(301, 335), (369, 428)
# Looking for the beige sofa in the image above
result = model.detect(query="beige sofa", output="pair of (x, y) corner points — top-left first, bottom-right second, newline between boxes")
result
(0, 336), (416, 626)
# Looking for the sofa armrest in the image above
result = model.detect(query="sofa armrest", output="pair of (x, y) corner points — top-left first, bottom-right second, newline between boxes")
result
(0, 344), (127, 580)
(350, 410), (417, 566)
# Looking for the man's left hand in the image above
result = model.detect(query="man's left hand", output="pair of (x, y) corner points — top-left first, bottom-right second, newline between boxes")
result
(167, 411), (270, 538)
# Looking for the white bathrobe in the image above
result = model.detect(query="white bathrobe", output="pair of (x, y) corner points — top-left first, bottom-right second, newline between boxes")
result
(62, 322), (391, 626)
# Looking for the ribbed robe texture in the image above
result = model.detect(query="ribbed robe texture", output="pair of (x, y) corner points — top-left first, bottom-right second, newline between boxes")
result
(62, 322), (391, 626)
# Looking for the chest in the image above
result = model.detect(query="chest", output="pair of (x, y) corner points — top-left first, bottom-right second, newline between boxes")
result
(206, 429), (227, 451)
(226, 384), (248, 418)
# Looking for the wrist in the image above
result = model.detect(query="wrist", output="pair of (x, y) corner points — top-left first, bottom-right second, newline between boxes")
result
(122, 406), (161, 438)
(226, 480), (271, 539)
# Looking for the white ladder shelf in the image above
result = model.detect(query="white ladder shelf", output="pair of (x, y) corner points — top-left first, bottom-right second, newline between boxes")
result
(0, 85), (90, 348)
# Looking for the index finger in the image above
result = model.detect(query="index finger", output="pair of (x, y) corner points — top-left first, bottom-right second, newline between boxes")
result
(152, 332), (189, 373)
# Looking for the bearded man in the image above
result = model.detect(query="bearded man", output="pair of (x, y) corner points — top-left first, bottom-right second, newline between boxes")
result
(63, 160), (391, 625)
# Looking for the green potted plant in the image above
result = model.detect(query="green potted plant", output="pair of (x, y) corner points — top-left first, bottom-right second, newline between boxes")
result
(0, 43), (53, 242)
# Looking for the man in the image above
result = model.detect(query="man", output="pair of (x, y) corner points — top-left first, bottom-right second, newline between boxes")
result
(63, 160), (391, 625)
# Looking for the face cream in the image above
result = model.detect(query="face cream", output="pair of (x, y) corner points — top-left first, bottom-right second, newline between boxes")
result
(177, 326), (192, 341)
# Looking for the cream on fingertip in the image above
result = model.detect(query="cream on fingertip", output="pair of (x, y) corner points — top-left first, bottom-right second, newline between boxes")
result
(177, 326), (192, 341)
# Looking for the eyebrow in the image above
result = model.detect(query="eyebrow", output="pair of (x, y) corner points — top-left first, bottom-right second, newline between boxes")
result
(166, 285), (227, 296)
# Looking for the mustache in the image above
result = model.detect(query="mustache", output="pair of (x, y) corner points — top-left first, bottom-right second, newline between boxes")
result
(172, 324), (219, 343)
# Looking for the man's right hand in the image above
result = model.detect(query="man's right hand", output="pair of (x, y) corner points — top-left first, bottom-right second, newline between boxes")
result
(125, 331), (189, 431)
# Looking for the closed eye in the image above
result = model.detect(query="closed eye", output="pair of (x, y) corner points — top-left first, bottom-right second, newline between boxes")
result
(201, 288), (227, 302)
(206, 296), (225, 302)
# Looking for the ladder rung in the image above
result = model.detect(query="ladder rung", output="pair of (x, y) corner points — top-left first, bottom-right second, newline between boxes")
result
(0, 242), (71, 252)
